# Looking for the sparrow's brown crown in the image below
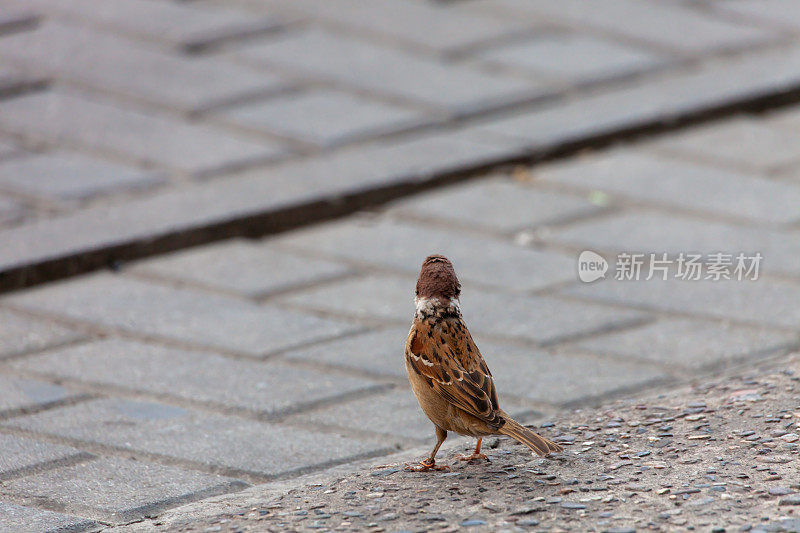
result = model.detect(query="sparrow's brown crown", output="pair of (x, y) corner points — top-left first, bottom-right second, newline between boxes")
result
(416, 254), (461, 300)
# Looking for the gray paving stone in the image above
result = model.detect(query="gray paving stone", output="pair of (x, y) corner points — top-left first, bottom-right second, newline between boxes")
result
(281, 274), (649, 345)
(390, 177), (604, 232)
(460, 292), (646, 346)
(478, 44), (800, 151)
(5, 273), (359, 357)
(1, 456), (245, 523)
(711, 0), (800, 33)
(5, 398), (389, 479)
(472, 342), (665, 405)
(0, 196), (26, 225)
(282, 326), (414, 379)
(0, 90), (283, 176)
(295, 389), (440, 441)
(543, 211), (800, 277)
(0, 151), (165, 201)
(486, 0), (772, 55)
(263, 0), (536, 54)
(294, 388), (539, 441)
(475, 33), (665, 84)
(0, 308), (86, 359)
(535, 150), (800, 224)
(216, 89), (431, 147)
(130, 238), (352, 297)
(11, 339), (383, 416)
(0, 127), (524, 277)
(0, 434), (90, 480)
(0, 375), (78, 417)
(280, 274), (416, 324)
(0, 502), (99, 533)
(8, 0), (289, 52)
(275, 218), (575, 291)
(0, 22), (290, 114)
(569, 318), (798, 369)
(651, 118), (800, 174)
(766, 104), (800, 131)
(0, 138), (17, 159)
(232, 27), (550, 116)
(564, 277), (800, 329)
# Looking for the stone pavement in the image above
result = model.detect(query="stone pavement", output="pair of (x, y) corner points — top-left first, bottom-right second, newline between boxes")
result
(1, 0), (800, 531)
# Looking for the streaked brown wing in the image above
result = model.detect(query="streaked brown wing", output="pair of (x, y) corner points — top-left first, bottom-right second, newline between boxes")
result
(406, 318), (501, 426)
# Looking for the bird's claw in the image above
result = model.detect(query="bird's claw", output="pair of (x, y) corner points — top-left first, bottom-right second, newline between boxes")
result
(404, 458), (449, 472)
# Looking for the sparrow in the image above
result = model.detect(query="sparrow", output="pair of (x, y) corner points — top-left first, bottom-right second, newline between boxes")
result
(404, 254), (562, 471)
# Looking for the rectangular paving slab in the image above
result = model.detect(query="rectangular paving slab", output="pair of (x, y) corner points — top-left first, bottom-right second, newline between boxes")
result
(232, 27), (550, 116)
(534, 149), (800, 224)
(282, 326), (415, 379)
(0, 501), (100, 533)
(4, 273), (359, 357)
(1, 456), (246, 524)
(0, 434), (91, 480)
(0, 22), (291, 114)
(650, 117), (800, 174)
(0, 150), (165, 202)
(489, 0), (772, 55)
(275, 217), (575, 291)
(272, 0), (537, 55)
(129, 238), (352, 297)
(8, 0), (290, 52)
(0, 90), (284, 176)
(0, 375), (81, 418)
(4, 398), (391, 479)
(470, 340), (666, 405)
(566, 317), (798, 370)
(215, 88), (432, 148)
(10, 338), (384, 417)
(388, 177), (603, 233)
(563, 277), (800, 329)
(710, 0), (800, 38)
(474, 32), (665, 86)
(280, 274), (649, 344)
(0, 308), (86, 359)
(0, 196), (25, 225)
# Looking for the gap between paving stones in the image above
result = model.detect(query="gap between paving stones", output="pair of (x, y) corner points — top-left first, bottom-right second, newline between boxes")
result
(5, 52), (800, 293)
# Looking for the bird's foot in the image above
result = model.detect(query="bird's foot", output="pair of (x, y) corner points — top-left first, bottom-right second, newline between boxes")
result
(404, 458), (449, 472)
(455, 452), (489, 462)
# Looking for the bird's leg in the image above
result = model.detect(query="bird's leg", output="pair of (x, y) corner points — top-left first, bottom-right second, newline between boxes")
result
(405, 426), (449, 472)
(456, 438), (489, 462)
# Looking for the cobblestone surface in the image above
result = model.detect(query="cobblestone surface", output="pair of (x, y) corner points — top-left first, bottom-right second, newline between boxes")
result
(1, 1), (799, 530)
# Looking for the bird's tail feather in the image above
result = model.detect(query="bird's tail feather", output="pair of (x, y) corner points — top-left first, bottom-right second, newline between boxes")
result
(498, 416), (563, 456)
